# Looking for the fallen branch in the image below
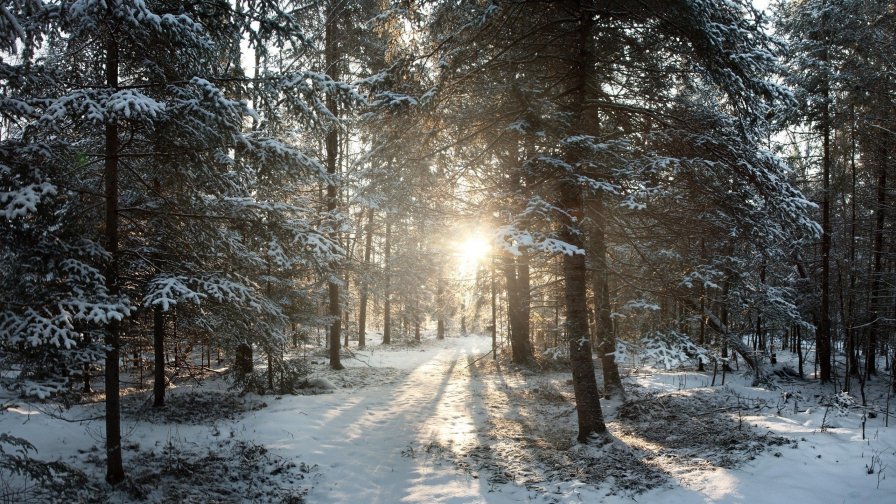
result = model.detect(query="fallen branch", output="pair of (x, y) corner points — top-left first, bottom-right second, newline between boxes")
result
(464, 351), (496, 370)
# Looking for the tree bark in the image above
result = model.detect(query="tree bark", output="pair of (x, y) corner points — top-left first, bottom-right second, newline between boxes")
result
(503, 251), (534, 364)
(82, 331), (92, 393)
(325, 4), (343, 370)
(698, 289), (707, 371)
(817, 16), (833, 383)
(555, 0), (609, 443)
(383, 219), (392, 345)
(437, 276), (446, 339)
(846, 109), (859, 380)
(235, 343), (253, 375)
(358, 208), (374, 348)
(491, 254), (497, 359)
(103, 31), (125, 486)
(152, 305), (165, 408)
(588, 195), (624, 398)
(560, 181), (608, 442)
(866, 145), (886, 378)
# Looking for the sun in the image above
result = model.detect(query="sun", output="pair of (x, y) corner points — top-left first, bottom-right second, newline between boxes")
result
(455, 233), (492, 276)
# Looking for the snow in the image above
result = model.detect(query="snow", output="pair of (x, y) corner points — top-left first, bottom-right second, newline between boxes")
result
(0, 182), (56, 218)
(106, 89), (166, 120)
(1, 335), (894, 503)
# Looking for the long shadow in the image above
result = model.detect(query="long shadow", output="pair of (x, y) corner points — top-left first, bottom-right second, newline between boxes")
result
(454, 357), (762, 500)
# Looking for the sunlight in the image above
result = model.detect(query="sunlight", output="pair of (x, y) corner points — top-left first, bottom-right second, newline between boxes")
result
(455, 233), (492, 277)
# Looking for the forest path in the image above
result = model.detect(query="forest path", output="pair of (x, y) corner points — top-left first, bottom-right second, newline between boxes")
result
(242, 335), (501, 504)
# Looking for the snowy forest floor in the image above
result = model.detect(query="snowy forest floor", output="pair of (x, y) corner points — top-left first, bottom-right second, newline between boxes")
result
(2, 334), (895, 503)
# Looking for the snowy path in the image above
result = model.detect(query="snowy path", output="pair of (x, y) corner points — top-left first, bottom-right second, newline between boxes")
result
(244, 336), (498, 504)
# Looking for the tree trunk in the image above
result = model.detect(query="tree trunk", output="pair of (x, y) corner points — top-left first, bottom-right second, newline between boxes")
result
(588, 195), (624, 398)
(383, 219), (392, 345)
(556, 0), (608, 443)
(103, 31), (125, 486)
(235, 343), (253, 375)
(817, 24), (833, 383)
(846, 110), (859, 380)
(415, 296), (421, 342)
(698, 290), (706, 372)
(343, 273), (350, 348)
(325, 4), (343, 370)
(491, 254), (497, 359)
(82, 331), (92, 393)
(503, 251), (534, 364)
(560, 181), (608, 443)
(867, 145), (886, 379)
(437, 277), (446, 340)
(358, 208), (374, 348)
(152, 305), (165, 408)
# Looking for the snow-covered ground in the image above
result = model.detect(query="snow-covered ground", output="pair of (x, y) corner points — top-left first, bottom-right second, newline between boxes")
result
(1, 334), (894, 503)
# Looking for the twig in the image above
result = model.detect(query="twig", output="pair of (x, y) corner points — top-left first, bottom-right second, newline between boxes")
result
(343, 346), (374, 367)
(463, 351), (495, 370)
(28, 402), (104, 423)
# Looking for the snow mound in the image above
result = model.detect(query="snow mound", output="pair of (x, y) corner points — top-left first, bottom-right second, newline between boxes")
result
(294, 377), (337, 395)
(310, 365), (409, 389)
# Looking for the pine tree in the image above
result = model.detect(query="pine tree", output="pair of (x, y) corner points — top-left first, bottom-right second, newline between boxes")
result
(1, 0), (346, 482)
(778, 0), (896, 385)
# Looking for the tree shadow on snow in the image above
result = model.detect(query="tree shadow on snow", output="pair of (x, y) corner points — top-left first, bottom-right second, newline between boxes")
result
(440, 358), (793, 499)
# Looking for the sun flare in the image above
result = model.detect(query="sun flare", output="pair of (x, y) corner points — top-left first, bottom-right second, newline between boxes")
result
(456, 234), (492, 275)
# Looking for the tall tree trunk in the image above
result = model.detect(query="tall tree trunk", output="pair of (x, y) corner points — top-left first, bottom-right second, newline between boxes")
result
(557, 0), (608, 443)
(846, 108), (859, 378)
(103, 32), (125, 486)
(358, 208), (374, 348)
(235, 343), (253, 375)
(82, 331), (92, 393)
(817, 20), (833, 383)
(697, 238), (707, 371)
(867, 146), (887, 378)
(588, 196), (624, 398)
(698, 290), (707, 372)
(325, 4), (343, 370)
(437, 276), (446, 339)
(560, 182), (608, 442)
(383, 219), (392, 345)
(503, 251), (533, 364)
(152, 305), (165, 408)
(491, 255), (497, 359)
(343, 272), (350, 348)
(517, 250), (532, 355)
(413, 289), (421, 342)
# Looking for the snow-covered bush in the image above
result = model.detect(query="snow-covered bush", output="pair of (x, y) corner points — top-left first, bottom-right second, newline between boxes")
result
(639, 330), (710, 370)
(0, 433), (95, 502)
(231, 356), (311, 396)
(828, 391), (856, 417)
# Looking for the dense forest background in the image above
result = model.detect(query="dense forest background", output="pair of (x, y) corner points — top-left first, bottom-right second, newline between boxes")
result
(1, 0), (894, 496)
